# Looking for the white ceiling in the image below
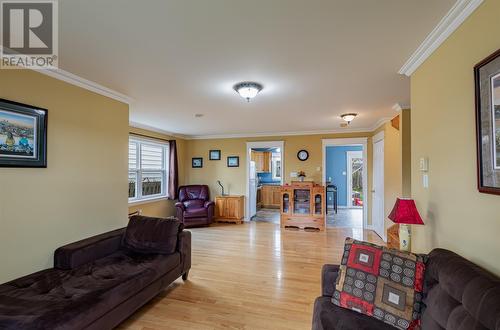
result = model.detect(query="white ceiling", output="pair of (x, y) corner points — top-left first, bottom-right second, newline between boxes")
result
(59, 0), (456, 137)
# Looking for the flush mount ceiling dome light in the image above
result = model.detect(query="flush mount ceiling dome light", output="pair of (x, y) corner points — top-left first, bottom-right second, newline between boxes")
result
(233, 82), (263, 102)
(341, 113), (358, 124)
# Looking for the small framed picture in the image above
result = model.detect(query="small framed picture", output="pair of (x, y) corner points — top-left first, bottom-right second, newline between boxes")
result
(192, 157), (203, 168)
(209, 149), (221, 160)
(227, 156), (239, 167)
(0, 99), (48, 168)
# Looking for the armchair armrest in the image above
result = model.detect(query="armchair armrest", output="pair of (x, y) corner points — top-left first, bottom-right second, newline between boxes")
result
(204, 201), (215, 208)
(321, 264), (340, 297)
(175, 202), (185, 210)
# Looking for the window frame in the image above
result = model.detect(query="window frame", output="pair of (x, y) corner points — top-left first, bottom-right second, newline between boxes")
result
(128, 136), (169, 204)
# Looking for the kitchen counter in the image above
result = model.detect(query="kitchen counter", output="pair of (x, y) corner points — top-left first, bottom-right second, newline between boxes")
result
(258, 182), (282, 187)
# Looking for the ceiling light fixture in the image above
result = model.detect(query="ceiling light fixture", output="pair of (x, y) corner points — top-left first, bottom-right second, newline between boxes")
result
(341, 113), (358, 124)
(233, 82), (263, 102)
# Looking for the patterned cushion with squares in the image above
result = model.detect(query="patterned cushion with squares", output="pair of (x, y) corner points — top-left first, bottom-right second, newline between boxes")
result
(331, 238), (425, 330)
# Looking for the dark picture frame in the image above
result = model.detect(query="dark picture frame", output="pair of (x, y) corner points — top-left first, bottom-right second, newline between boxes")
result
(475, 48), (500, 195)
(192, 157), (203, 168)
(227, 156), (239, 167)
(0, 98), (47, 168)
(209, 149), (221, 160)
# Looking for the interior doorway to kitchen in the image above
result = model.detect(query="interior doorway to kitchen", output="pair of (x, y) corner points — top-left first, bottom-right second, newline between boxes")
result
(322, 138), (368, 236)
(246, 141), (284, 224)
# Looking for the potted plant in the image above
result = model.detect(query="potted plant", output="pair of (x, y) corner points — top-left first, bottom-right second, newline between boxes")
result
(297, 171), (306, 182)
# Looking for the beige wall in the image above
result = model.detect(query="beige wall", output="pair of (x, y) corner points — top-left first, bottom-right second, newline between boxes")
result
(0, 70), (129, 283)
(127, 127), (187, 218)
(411, 0), (500, 274)
(184, 132), (375, 219)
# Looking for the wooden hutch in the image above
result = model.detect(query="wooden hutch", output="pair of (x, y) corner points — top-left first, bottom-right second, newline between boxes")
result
(280, 181), (326, 231)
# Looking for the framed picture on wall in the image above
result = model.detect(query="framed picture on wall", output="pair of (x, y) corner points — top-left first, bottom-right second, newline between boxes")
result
(192, 157), (203, 168)
(475, 48), (500, 195)
(227, 156), (239, 167)
(209, 149), (221, 160)
(0, 99), (48, 168)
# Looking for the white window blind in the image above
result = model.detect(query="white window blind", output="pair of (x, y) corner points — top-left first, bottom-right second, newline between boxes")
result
(128, 136), (169, 202)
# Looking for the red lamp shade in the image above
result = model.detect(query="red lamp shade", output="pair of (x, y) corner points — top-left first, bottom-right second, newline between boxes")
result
(388, 198), (424, 225)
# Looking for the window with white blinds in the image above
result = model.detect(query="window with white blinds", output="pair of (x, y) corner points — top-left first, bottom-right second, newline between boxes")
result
(128, 136), (169, 202)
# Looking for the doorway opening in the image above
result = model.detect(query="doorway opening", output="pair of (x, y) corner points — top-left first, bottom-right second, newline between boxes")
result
(246, 141), (284, 224)
(322, 138), (368, 238)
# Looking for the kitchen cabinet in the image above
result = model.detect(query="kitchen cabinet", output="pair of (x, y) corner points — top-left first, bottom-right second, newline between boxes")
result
(251, 151), (271, 172)
(261, 185), (281, 208)
(257, 187), (262, 207)
(215, 196), (245, 224)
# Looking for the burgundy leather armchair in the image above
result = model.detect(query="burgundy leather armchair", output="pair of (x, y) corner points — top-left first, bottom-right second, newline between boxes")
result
(175, 185), (215, 228)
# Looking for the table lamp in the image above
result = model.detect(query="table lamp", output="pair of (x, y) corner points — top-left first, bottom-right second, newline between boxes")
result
(388, 198), (424, 251)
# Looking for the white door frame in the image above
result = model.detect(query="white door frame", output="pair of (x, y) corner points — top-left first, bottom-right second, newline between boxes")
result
(372, 131), (386, 241)
(245, 141), (285, 221)
(346, 150), (363, 209)
(322, 138), (369, 230)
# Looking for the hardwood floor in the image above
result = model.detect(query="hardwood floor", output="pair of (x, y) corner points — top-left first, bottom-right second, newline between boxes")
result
(326, 208), (363, 228)
(119, 222), (384, 330)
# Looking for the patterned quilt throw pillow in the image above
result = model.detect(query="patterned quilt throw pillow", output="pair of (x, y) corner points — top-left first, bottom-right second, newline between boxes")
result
(331, 238), (425, 330)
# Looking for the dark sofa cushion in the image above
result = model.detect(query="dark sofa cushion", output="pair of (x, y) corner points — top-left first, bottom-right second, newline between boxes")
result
(184, 207), (208, 218)
(0, 250), (180, 330)
(313, 296), (395, 330)
(322, 264), (340, 297)
(54, 228), (125, 270)
(421, 249), (500, 330)
(122, 215), (183, 254)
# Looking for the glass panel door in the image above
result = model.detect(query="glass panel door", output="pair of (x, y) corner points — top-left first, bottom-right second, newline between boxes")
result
(348, 152), (363, 207)
(314, 194), (322, 215)
(282, 193), (289, 213)
(293, 189), (310, 214)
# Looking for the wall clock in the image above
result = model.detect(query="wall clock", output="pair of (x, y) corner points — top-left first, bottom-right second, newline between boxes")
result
(297, 150), (309, 161)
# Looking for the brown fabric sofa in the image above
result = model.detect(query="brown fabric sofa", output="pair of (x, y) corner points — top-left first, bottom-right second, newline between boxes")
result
(312, 248), (500, 330)
(0, 217), (191, 330)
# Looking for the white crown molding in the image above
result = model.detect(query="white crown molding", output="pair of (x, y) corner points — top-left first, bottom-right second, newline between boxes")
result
(187, 128), (368, 140)
(184, 117), (393, 140)
(398, 0), (484, 77)
(392, 103), (411, 112)
(129, 121), (190, 139)
(35, 68), (133, 104)
(371, 117), (392, 133)
(1, 44), (133, 104)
